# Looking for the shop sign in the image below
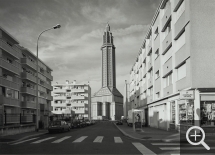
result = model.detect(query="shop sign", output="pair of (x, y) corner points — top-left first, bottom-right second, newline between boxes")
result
(180, 91), (194, 100)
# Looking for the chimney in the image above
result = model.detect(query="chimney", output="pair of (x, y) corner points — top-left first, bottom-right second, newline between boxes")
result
(73, 80), (76, 84)
(66, 80), (69, 84)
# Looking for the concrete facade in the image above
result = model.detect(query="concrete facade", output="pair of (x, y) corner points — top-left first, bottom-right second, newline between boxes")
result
(91, 24), (123, 121)
(52, 80), (91, 120)
(0, 26), (53, 135)
(128, 0), (215, 132)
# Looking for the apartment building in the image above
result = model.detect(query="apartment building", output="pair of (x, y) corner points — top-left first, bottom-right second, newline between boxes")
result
(52, 80), (91, 120)
(128, 0), (215, 132)
(0, 26), (53, 135)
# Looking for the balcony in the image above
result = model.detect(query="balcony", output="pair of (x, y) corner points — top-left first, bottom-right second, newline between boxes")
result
(71, 96), (86, 100)
(71, 89), (85, 93)
(0, 95), (20, 107)
(44, 71), (53, 81)
(71, 103), (86, 107)
(44, 83), (53, 91)
(73, 108), (85, 114)
(20, 87), (37, 96)
(21, 72), (36, 83)
(0, 58), (21, 75)
(161, 4), (171, 32)
(174, 11), (188, 40)
(53, 95), (66, 100)
(38, 97), (47, 104)
(162, 31), (172, 55)
(46, 95), (53, 101)
(53, 89), (66, 93)
(21, 101), (37, 109)
(0, 77), (20, 90)
(20, 58), (37, 71)
(0, 40), (19, 59)
(40, 104), (51, 111)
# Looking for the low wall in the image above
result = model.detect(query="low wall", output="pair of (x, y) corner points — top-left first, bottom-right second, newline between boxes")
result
(0, 124), (35, 136)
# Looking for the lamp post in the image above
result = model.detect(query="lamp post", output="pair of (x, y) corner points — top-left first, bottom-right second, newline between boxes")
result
(36, 24), (61, 131)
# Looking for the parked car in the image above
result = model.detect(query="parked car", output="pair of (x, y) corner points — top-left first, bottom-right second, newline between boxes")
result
(91, 120), (96, 125)
(79, 120), (87, 127)
(116, 120), (123, 125)
(85, 120), (92, 126)
(71, 120), (81, 128)
(48, 120), (70, 133)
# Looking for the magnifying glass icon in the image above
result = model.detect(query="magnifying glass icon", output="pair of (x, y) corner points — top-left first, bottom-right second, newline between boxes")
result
(186, 126), (210, 150)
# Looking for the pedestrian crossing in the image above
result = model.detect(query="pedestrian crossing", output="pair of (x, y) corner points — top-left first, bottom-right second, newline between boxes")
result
(11, 136), (125, 145)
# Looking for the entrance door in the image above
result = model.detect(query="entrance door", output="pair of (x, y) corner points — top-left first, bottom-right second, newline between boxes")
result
(157, 112), (159, 128)
(145, 108), (148, 127)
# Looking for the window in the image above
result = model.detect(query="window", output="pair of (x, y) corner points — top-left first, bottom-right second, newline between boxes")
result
(175, 31), (185, 50)
(175, 0), (185, 22)
(156, 92), (160, 99)
(163, 20), (171, 39)
(155, 49), (159, 60)
(164, 73), (172, 87)
(148, 87), (153, 96)
(155, 70), (160, 79)
(154, 27), (159, 40)
(177, 63), (186, 81)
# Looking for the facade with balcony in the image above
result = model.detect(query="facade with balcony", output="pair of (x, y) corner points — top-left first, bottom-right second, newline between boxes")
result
(127, 0), (215, 132)
(52, 80), (91, 120)
(0, 26), (53, 135)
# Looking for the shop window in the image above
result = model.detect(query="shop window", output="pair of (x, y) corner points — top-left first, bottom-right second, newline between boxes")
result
(177, 63), (186, 81)
(179, 101), (194, 125)
(170, 101), (176, 123)
(201, 101), (215, 126)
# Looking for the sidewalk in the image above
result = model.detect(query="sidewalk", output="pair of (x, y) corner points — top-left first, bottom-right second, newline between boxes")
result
(0, 129), (48, 144)
(114, 123), (180, 141)
(115, 123), (215, 142)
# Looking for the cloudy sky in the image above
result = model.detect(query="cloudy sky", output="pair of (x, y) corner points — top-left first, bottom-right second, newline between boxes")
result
(0, 0), (161, 95)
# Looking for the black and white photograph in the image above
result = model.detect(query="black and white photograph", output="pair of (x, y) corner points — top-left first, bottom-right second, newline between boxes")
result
(1, 0), (215, 154)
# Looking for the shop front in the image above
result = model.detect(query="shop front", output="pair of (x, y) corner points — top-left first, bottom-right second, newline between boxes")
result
(168, 90), (215, 133)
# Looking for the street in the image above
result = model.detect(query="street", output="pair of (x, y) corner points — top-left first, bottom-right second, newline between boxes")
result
(0, 121), (175, 155)
(1, 121), (215, 154)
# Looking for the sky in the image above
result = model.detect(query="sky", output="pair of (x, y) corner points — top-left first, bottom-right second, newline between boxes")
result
(0, 0), (161, 96)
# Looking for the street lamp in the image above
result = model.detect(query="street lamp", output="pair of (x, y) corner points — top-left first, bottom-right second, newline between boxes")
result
(36, 24), (61, 131)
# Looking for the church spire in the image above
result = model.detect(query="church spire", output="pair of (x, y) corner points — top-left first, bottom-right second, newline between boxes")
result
(106, 22), (110, 31)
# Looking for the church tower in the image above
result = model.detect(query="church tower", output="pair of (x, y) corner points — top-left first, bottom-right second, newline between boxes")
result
(91, 24), (123, 121)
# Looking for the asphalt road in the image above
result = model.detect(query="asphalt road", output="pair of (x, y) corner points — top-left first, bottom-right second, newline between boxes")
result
(1, 121), (214, 154)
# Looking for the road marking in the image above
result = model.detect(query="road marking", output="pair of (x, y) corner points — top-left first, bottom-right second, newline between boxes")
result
(152, 143), (180, 145)
(114, 137), (123, 143)
(11, 137), (40, 145)
(52, 136), (71, 143)
(31, 137), (55, 144)
(160, 147), (180, 151)
(93, 136), (103, 143)
(132, 142), (156, 155)
(73, 136), (88, 143)
(160, 146), (215, 151)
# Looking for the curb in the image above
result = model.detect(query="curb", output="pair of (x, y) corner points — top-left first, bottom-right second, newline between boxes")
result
(0, 132), (48, 144)
(114, 123), (162, 141)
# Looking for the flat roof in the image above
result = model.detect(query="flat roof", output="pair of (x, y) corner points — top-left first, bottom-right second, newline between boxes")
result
(0, 25), (19, 44)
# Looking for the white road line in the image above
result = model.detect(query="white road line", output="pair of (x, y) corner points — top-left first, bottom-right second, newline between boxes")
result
(11, 137), (39, 145)
(160, 147), (180, 151)
(52, 136), (71, 143)
(151, 143), (180, 145)
(93, 136), (103, 143)
(114, 137), (123, 143)
(132, 142), (156, 155)
(31, 137), (55, 144)
(160, 146), (215, 151)
(73, 136), (88, 143)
